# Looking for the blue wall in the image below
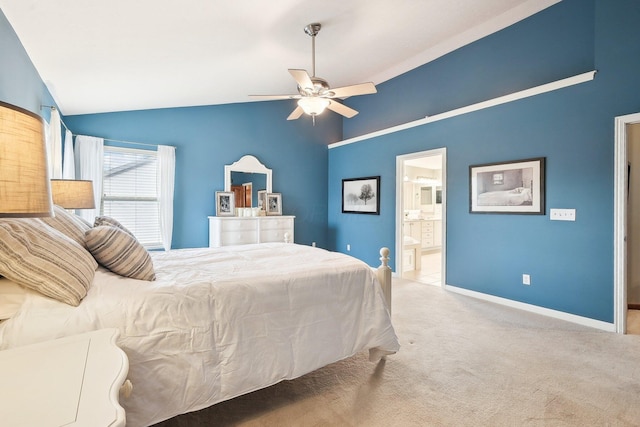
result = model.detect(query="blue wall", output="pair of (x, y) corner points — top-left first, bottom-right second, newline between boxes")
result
(65, 103), (340, 249)
(328, 0), (640, 323)
(0, 9), (56, 120)
(3, 1), (639, 323)
(1, 7), (339, 250)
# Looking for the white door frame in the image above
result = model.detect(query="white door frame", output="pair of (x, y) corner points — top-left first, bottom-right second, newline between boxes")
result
(396, 148), (447, 285)
(614, 112), (640, 333)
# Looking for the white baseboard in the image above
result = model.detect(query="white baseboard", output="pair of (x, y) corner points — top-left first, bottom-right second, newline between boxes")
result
(444, 284), (615, 332)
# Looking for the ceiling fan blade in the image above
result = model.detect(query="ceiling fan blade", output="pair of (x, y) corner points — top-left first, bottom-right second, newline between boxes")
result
(329, 82), (377, 98)
(327, 99), (358, 118)
(249, 94), (300, 100)
(289, 69), (314, 92)
(287, 106), (304, 120)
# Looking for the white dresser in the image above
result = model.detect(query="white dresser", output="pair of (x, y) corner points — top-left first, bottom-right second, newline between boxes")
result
(0, 328), (130, 427)
(208, 216), (295, 247)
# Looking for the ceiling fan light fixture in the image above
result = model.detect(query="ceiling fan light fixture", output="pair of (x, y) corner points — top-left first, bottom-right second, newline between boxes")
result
(297, 97), (330, 116)
(249, 22), (376, 122)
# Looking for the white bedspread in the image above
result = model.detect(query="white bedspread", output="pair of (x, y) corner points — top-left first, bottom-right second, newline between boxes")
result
(0, 243), (399, 426)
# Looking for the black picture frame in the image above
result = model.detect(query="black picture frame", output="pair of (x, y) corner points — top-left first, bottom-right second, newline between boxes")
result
(469, 157), (545, 214)
(342, 176), (380, 215)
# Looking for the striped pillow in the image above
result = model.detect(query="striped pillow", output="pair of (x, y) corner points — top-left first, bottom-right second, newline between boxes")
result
(94, 216), (135, 237)
(42, 205), (91, 248)
(0, 218), (98, 306)
(85, 226), (155, 281)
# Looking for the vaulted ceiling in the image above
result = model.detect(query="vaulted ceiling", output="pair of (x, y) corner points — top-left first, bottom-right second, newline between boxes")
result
(0, 0), (559, 115)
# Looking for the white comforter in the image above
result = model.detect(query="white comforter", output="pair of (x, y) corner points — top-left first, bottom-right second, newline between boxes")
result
(0, 243), (399, 426)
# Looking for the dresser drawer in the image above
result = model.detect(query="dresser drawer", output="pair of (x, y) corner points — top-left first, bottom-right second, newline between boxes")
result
(218, 219), (257, 232)
(220, 231), (256, 246)
(209, 216), (295, 248)
(260, 218), (293, 230)
(259, 228), (292, 243)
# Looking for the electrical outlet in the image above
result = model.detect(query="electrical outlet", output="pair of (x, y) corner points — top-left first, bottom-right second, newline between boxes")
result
(550, 208), (576, 221)
(346, 244), (351, 251)
(522, 274), (531, 285)
(312, 242), (316, 247)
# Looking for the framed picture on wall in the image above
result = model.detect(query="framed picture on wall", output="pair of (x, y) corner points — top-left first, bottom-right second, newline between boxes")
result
(265, 193), (282, 216)
(342, 176), (380, 215)
(215, 191), (235, 216)
(469, 157), (545, 214)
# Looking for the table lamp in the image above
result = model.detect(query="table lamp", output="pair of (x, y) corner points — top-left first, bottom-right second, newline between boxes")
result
(0, 101), (53, 217)
(50, 179), (95, 209)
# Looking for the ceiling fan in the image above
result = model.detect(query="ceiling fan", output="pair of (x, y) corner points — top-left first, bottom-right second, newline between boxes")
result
(249, 23), (377, 124)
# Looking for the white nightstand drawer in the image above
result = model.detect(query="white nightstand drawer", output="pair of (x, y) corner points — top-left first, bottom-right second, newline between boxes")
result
(0, 329), (128, 427)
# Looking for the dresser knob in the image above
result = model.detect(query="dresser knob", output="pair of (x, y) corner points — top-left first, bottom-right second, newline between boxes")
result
(120, 379), (133, 398)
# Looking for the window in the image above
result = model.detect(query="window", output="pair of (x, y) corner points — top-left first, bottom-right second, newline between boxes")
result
(101, 146), (162, 249)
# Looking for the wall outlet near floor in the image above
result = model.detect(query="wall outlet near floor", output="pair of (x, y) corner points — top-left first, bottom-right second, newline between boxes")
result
(346, 244), (351, 251)
(522, 274), (531, 285)
(550, 208), (576, 221)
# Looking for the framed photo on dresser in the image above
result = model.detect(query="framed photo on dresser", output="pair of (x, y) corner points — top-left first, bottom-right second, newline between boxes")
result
(258, 190), (267, 212)
(265, 193), (282, 216)
(215, 191), (235, 216)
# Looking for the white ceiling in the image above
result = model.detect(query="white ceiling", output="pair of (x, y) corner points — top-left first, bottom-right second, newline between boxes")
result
(0, 0), (559, 116)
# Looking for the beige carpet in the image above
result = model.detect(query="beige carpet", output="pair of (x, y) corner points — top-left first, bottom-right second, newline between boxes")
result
(153, 279), (640, 426)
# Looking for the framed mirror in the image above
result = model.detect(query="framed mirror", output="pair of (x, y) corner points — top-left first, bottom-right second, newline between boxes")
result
(224, 155), (272, 207)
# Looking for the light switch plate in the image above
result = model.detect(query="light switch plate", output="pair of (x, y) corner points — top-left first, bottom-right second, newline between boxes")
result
(550, 208), (576, 221)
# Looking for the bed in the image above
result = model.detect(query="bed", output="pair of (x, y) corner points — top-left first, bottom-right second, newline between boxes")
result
(0, 209), (398, 427)
(477, 186), (532, 206)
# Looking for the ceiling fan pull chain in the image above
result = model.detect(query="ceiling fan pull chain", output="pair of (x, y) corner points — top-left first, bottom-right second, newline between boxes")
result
(311, 33), (316, 78)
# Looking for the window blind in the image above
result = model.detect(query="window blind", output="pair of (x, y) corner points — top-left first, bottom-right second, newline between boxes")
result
(101, 146), (161, 248)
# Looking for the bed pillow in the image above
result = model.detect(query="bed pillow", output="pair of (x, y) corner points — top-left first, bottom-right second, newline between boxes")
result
(0, 218), (98, 306)
(94, 216), (136, 237)
(85, 225), (156, 281)
(0, 279), (28, 320)
(42, 204), (92, 248)
(75, 215), (93, 228)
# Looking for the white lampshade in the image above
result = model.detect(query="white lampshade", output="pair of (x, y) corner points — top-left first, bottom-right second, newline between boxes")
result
(0, 101), (53, 217)
(297, 97), (330, 116)
(51, 179), (95, 209)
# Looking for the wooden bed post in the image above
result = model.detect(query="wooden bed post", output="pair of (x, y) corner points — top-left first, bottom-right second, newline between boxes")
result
(377, 247), (392, 315)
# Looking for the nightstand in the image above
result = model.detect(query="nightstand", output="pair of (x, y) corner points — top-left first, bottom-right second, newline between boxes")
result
(0, 328), (130, 426)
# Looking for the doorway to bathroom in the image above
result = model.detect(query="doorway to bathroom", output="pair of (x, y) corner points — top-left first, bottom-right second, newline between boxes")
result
(396, 148), (446, 286)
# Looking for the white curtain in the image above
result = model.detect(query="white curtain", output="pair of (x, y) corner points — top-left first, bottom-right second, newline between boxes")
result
(62, 130), (75, 179)
(157, 145), (175, 251)
(75, 135), (104, 224)
(46, 109), (63, 179)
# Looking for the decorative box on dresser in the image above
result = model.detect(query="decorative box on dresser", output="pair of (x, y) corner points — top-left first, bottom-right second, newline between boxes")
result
(0, 328), (130, 427)
(208, 216), (295, 247)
